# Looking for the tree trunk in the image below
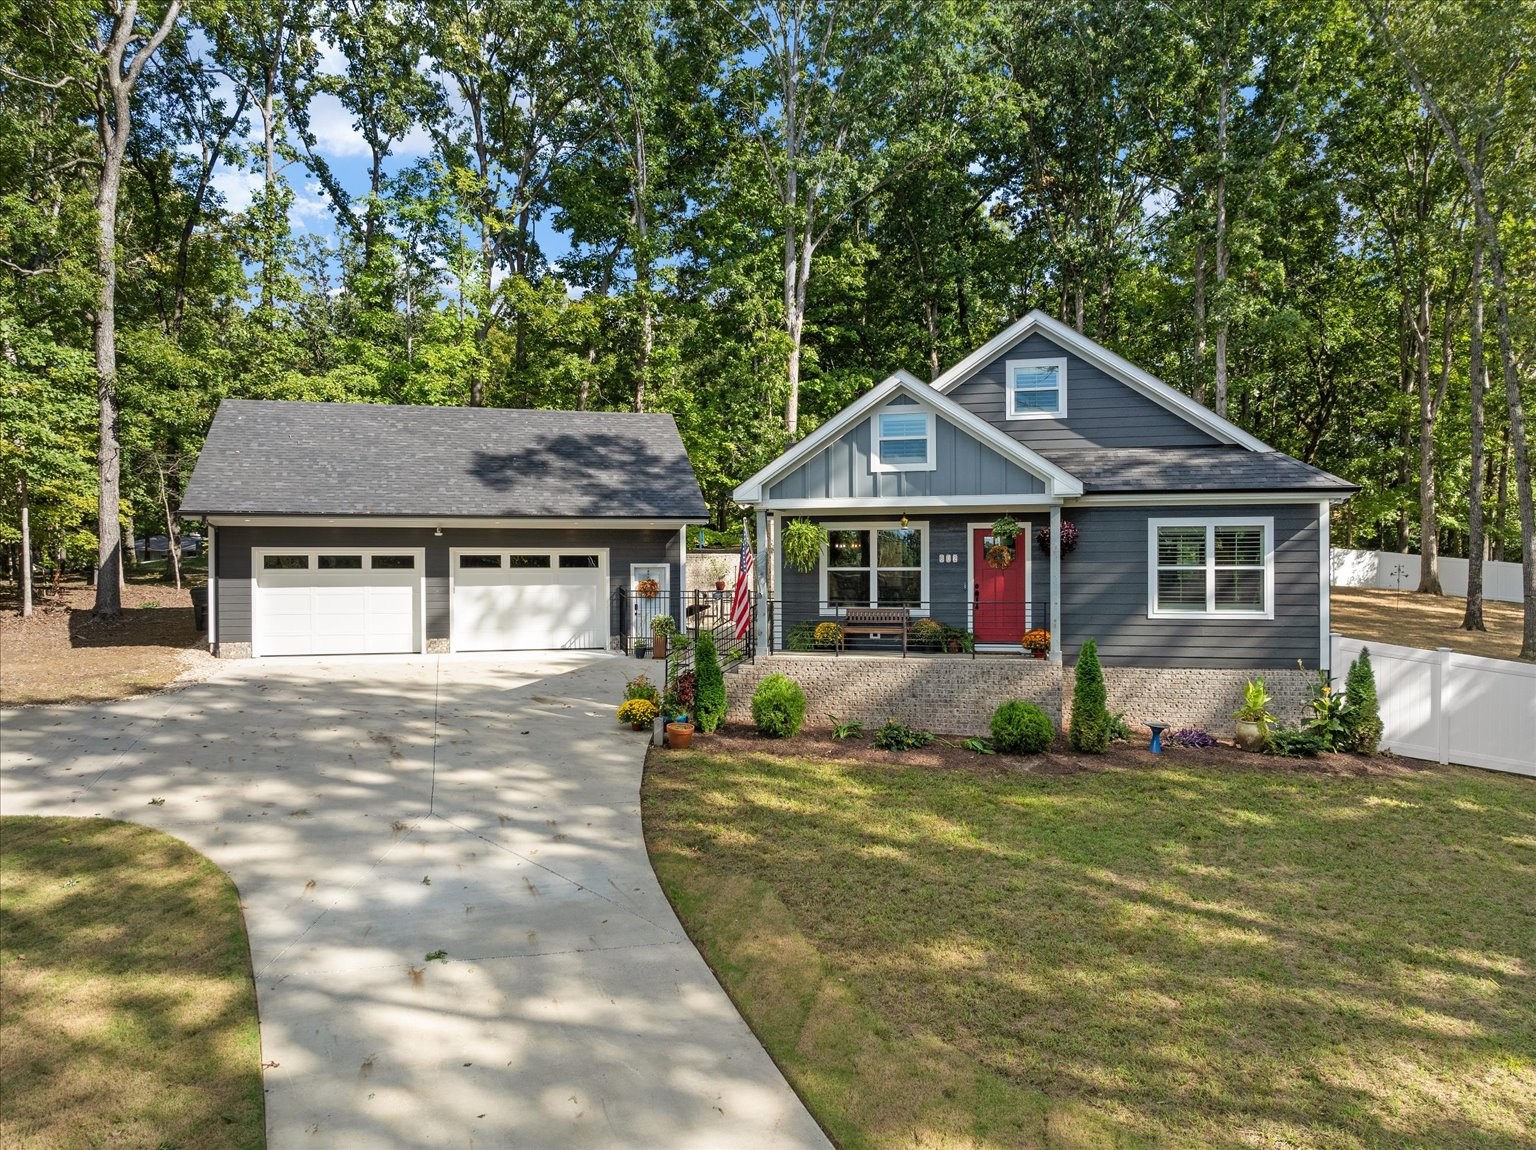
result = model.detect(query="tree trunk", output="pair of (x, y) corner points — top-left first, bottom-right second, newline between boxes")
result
(1415, 280), (1442, 595)
(1463, 229), (1487, 631)
(1213, 72), (1230, 419)
(158, 464), (182, 592)
(1494, 426), (1509, 562)
(1192, 236), (1207, 407)
(94, 144), (124, 617)
(18, 475), (32, 618)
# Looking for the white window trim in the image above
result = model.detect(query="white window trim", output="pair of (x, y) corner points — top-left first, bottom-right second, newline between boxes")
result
(1005, 356), (1068, 420)
(1146, 517), (1275, 621)
(817, 520), (930, 615)
(869, 408), (937, 473)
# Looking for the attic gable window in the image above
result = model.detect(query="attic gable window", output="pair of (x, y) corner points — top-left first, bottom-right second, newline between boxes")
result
(869, 408), (936, 473)
(1006, 357), (1067, 420)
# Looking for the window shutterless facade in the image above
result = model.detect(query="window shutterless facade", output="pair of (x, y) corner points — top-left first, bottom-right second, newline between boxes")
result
(1147, 517), (1274, 619)
(1004, 357), (1067, 419)
(820, 522), (928, 611)
(869, 409), (936, 472)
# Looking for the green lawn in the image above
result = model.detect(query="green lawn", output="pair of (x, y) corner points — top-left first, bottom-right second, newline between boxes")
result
(0, 817), (265, 1150)
(644, 750), (1536, 1149)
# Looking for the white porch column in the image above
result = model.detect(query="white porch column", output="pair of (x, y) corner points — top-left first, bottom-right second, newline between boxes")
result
(754, 507), (769, 652)
(1049, 504), (1062, 664)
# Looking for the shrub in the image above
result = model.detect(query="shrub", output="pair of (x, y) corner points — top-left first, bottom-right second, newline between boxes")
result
(1304, 667), (1348, 750)
(1107, 711), (1132, 742)
(990, 700), (1055, 754)
(1342, 648), (1383, 754)
(1265, 726), (1325, 758)
(872, 719), (934, 751)
(1167, 728), (1217, 749)
(751, 674), (805, 738)
(693, 631), (727, 732)
(617, 698), (659, 726)
(624, 674), (660, 704)
(786, 620), (816, 651)
(813, 621), (843, 648)
(1069, 638), (1110, 753)
(909, 617), (946, 650)
(650, 614), (677, 637)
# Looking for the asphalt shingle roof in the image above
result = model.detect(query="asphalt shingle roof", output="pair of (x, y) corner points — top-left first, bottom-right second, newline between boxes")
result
(180, 399), (709, 519)
(1045, 446), (1357, 495)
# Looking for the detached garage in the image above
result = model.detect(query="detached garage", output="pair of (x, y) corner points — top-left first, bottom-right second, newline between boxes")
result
(179, 400), (706, 658)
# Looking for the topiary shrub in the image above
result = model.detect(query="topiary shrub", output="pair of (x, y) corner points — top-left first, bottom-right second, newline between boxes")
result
(1069, 638), (1110, 753)
(1342, 648), (1382, 754)
(751, 674), (806, 738)
(990, 700), (1055, 754)
(693, 631), (727, 732)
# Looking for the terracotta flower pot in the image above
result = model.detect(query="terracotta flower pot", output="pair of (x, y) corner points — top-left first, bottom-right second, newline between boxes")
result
(666, 722), (695, 749)
(1032, 649), (1047, 660)
(715, 580), (727, 590)
(630, 721), (647, 731)
(653, 633), (668, 660)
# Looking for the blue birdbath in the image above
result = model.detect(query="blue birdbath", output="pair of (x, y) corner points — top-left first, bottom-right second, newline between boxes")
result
(1147, 722), (1169, 754)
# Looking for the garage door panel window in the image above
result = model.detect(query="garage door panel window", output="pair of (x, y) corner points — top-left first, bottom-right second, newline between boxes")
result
(460, 554), (502, 568)
(318, 554), (363, 569)
(371, 554), (415, 569)
(264, 555), (308, 570)
(560, 554), (600, 568)
(507, 555), (551, 568)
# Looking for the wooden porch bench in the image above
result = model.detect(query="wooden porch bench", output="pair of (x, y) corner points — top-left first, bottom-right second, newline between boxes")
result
(839, 607), (911, 656)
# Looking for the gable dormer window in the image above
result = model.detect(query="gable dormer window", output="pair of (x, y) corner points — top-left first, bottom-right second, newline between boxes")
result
(1005, 357), (1067, 420)
(869, 407), (936, 472)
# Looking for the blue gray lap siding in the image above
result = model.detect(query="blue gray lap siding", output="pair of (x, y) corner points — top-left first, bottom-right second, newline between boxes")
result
(947, 331), (1222, 451)
(774, 504), (1320, 668)
(213, 525), (681, 649)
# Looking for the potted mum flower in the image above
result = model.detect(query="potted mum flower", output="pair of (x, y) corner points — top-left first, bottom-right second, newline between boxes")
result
(1021, 629), (1051, 659)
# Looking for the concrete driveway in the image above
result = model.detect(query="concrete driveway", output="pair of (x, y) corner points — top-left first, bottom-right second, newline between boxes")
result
(0, 653), (830, 1149)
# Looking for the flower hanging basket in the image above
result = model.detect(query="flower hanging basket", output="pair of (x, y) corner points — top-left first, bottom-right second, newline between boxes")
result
(985, 543), (1013, 570)
(1036, 520), (1079, 554)
(990, 515), (1021, 545)
(636, 577), (661, 598)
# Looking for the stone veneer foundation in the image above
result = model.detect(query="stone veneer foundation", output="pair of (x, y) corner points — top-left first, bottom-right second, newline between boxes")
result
(726, 654), (1313, 737)
(214, 641), (253, 659)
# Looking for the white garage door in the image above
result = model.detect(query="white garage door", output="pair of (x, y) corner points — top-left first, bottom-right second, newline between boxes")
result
(452, 550), (608, 652)
(255, 550), (422, 657)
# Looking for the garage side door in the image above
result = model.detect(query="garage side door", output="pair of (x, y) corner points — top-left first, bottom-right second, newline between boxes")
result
(256, 552), (421, 656)
(452, 551), (607, 652)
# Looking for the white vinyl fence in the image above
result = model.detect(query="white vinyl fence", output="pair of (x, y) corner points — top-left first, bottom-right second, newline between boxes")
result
(1331, 633), (1536, 776)
(1331, 547), (1524, 603)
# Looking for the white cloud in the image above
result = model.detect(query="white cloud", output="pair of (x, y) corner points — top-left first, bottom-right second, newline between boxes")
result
(306, 91), (372, 158)
(210, 167), (263, 214)
(290, 182), (335, 231)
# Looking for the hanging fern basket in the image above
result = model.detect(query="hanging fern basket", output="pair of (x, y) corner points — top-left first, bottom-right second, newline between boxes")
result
(782, 519), (828, 573)
(990, 515), (1020, 545)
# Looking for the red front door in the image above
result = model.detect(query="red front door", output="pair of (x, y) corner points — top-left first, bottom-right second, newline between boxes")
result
(973, 527), (1027, 644)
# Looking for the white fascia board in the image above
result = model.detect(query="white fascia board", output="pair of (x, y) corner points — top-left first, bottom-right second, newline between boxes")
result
(1070, 492), (1347, 507)
(757, 495), (1062, 512)
(931, 309), (1274, 454)
(733, 370), (1083, 502)
(202, 515), (698, 529)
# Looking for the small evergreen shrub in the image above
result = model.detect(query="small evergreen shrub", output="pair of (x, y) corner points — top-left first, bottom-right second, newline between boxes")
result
(990, 700), (1055, 754)
(1265, 726), (1326, 758)
(909, 617), (946, 650)
(872, 719), (934, 751)
(1069, 639), (1110, 753)
(693, 632), (727, 732)
(1342, 648), (1383, 754)
(751, 674), (806, 738)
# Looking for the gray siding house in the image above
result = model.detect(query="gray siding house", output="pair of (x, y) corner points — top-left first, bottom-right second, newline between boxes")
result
(733, 311), (1355, 681)
(180, 401), (707, 658)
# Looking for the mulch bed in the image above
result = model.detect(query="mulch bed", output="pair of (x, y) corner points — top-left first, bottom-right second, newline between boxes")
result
(679, 721), (1422, 778)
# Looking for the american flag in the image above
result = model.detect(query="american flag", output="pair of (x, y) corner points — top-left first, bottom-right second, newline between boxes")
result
(731, 521), (754, 640)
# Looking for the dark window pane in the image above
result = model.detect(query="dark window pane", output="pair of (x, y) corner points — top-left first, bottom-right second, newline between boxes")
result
(1157, 527), (1206, 567)
(263, 555), (308, 570)
(1012, 386), (1059, 413)
(827, 570), (869, 606)
(459, 554), (501, 568)
(827, 530), (868, 568)
(1215, 526), (1264, 567)
(877, 528), (921, 568)
(1215, 569), (1265, 611)
(876, 570), (922, 607)
(371, 555), (415, 569)
(558, 554), (599, 568)
(508, 555), (551, 568)
(1157, 570), (1207, 611)
(317, 554), (363, 570)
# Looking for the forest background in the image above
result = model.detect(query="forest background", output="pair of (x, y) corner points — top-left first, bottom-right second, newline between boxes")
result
(1, 0), (1532, 652)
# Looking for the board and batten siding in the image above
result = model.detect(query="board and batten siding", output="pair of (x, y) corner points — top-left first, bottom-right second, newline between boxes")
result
(948, 331), (1222, 451)
(1062, 505), (1321, 668)
(766, 409), (1046, 501)
(214, 525), (680, 648)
